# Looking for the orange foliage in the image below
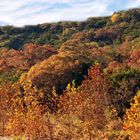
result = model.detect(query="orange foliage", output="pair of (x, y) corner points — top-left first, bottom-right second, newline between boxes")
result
(0, 44), (56, 72)
(123, 91), (140, 139)
(127, 48), (140, 69)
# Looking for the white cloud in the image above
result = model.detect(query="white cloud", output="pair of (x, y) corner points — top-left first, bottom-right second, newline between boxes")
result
(0, 0), (139, 26)
(12, 0), (109, 26)
(124, 0), (140, 9)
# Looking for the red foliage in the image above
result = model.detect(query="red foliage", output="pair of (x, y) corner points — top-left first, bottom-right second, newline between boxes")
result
(126, 48), (140, 69)
(0, 44), (56, 72)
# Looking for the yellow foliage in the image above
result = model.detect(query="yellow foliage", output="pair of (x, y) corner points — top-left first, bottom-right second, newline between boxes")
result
(111, 12), (126, 23)
(123, 90), (140, 139)
(111, 13), (120, 23)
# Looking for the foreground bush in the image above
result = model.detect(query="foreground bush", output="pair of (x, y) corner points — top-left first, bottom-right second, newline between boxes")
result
(123, 91), (140, 139)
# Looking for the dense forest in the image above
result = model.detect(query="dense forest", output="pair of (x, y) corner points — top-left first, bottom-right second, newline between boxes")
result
(0, 8), (140, 139)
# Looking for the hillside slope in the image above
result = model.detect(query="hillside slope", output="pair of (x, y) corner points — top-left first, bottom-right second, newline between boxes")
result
(0, 8), (140, 139)
(0, 8), (139, 49)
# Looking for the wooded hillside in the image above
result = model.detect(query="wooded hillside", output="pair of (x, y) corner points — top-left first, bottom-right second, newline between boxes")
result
(0, 8), (140, 139)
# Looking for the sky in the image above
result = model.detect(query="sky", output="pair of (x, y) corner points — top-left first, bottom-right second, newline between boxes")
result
(0, 0), (140, 26)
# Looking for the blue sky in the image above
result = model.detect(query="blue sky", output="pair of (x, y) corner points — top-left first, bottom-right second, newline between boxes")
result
(0, 0), (140, 26)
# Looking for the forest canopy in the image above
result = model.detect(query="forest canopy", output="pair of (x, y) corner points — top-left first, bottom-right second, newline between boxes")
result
(0, 8), (140, 139)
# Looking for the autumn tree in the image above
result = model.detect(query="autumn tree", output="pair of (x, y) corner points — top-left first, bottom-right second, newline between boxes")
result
(123, 91), (140, 139)
(5, 81), (49, 139)
(109, 69), (140, 117)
